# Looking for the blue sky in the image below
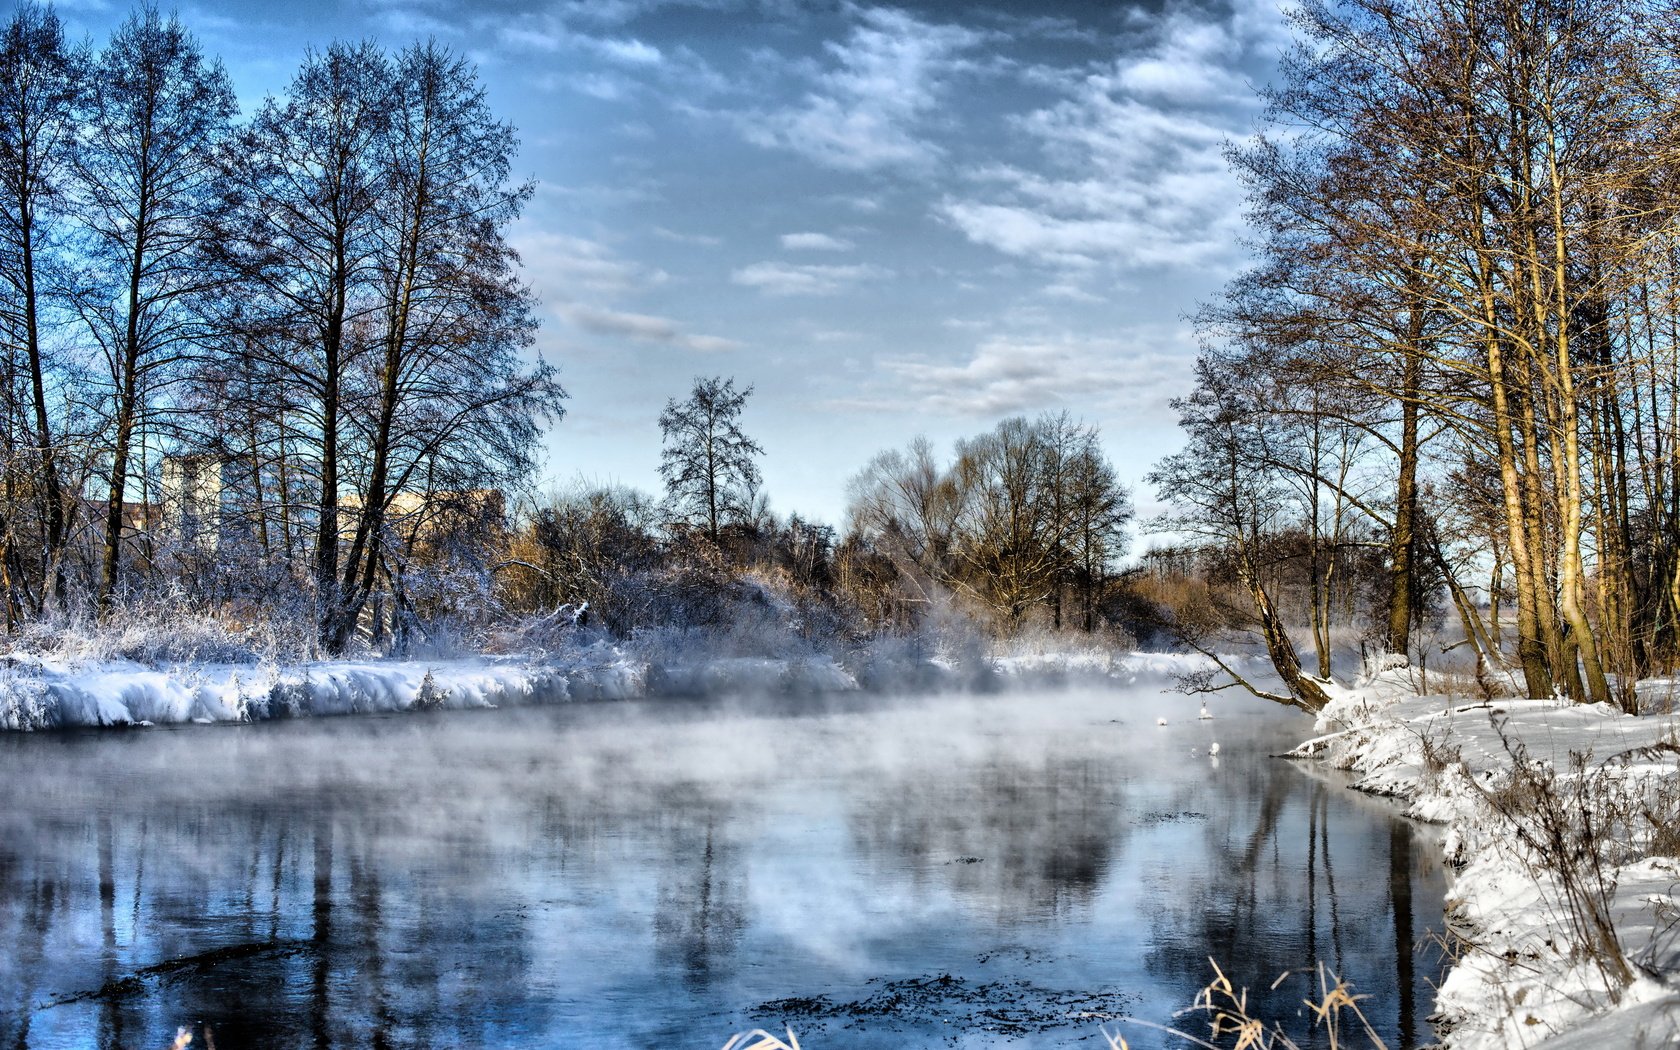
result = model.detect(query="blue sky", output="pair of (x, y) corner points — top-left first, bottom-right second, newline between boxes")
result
(56, 0), (1291, 529)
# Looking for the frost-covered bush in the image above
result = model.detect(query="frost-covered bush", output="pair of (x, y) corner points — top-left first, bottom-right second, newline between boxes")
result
(7, 601), (309, 666)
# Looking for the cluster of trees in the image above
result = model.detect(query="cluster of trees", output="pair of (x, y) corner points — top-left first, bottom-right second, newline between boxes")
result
(500, 379), (1138, 648)
(1154, 0), (1680, 710)
(847, 413), (1134, 632)
(0, 5), (563, 650)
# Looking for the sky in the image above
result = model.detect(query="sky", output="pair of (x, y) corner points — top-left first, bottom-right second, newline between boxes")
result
(54, 0), (1293, 530)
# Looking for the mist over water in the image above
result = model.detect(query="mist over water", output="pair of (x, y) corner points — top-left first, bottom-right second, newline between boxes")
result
(0, 680), (1445, 1048)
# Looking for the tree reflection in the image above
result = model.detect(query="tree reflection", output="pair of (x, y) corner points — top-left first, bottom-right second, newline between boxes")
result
(0, 701), (1445, 1049)
(850, 750), (1127, 920)
(654, 817), (745, 986)
(1142, 769), (1441, 1049)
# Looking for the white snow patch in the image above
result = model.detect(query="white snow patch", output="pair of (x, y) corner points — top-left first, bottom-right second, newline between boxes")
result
(1292, 667), (1680, 1049)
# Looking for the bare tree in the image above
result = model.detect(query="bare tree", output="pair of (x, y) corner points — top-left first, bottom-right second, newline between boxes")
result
(74, 6), (235, 606)
(844, 435), (959, 605)
(1149, 357), (1332, 713)
(0, 3), (82, 614)
(658, 376), (762, 544)
(320, 41), (560, 652)
(215, 41), (390, 645)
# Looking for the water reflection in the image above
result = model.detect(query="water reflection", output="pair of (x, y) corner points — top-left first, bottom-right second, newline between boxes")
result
(1141, 759), (1442, 1048)
(851, 751), (1126, 919)
(0, 687), (1445, 1048)
(655, 818), (746, 985)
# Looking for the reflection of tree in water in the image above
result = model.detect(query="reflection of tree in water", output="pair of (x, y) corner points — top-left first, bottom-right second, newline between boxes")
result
(652, 800), (746, 987)
(851, 750), (1127, 920)
(1141, 772), (1441, 1050)
(0, 797), (548, 1049)
(524, 758), (750, 989)
(0, 836), (57, 1050)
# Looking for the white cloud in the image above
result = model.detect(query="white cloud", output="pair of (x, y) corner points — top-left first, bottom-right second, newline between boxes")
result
(500, 14), (664, 65)
(544, 0), (754, 25)
(654, 226), (724, 247)
(597, 37), (663, 65)
(347, 0), (456, 36)
(1042, 281), (1103, 303)
(510, 230), (734, 352)
(780, 232), (855, 252)
(834, 329), (1192, 418)
(731, 261), (889, 296)
(935, 0), (1285, 275)
(741, 7), (983, 173)
(568, 72), (634, 101)
(561, 305), (740, 352)
(511, 231), (666, 297)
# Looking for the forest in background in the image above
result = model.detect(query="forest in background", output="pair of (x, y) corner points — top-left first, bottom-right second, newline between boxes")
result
(12, 0), (1675, 715)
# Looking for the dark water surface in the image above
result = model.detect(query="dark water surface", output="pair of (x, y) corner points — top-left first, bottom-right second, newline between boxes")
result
(0, 681), (1445, 1048)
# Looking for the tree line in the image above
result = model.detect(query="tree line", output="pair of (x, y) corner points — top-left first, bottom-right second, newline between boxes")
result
(499, 378), (1139, 649)
(0, 4), (563, 650)
(1152, 0), (1680, 710)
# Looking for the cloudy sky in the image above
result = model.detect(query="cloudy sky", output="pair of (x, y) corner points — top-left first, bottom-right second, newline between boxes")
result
(59, 0), (1292, 528)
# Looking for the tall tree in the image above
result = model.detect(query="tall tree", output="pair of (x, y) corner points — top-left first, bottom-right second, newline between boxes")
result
(216, 41), (390, 644)
(658, 376), (762, 544)
(0, 4), (83, 613)
(75, 5), (234, 606)
(321, 40), (559, 652)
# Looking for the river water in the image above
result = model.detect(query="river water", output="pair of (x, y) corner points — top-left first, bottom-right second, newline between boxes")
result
(0, 680), (1445, 1049)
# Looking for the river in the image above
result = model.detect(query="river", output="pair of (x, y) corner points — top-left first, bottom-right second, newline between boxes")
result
(0, 678), (1445, 1048)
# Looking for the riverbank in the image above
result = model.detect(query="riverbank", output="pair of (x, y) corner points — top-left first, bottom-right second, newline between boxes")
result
(1292, 669), (1680, 1049)
(0, 638), (1230, 731)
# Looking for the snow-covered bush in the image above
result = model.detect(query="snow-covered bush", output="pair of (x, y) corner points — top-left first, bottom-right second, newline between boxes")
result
(7, 595), (313, 667)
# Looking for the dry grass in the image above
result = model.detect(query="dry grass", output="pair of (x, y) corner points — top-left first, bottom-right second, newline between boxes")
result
(1470, 730), (1639, 997)
(1103, 960), (1388, 1050)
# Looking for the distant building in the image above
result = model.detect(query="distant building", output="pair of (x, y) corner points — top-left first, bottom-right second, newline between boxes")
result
(157, 453), (271, 555)
(160, 453), (227, 552)
(154, 453), (506, 561)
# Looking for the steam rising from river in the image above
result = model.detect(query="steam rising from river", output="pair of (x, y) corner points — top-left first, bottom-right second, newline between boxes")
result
(0, 677), (1444, 1049)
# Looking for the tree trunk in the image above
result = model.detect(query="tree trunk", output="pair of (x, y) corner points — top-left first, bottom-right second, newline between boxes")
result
(99, 230), (149, 609)
(1387, 303), (1425, 658)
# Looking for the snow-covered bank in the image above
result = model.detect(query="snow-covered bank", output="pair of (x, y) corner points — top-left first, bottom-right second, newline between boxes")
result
(0, 644), (836, 731)
(0, 655), (568, 730)
(1293, 671), (1680, 1049)
(0, 641), (1240, 731)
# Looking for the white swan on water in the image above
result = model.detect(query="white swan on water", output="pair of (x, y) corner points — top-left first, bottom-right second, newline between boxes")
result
(1209, 741), (1221, 756)
(1156, 717), (1168, 726)
(1199, 702), (1212, 720)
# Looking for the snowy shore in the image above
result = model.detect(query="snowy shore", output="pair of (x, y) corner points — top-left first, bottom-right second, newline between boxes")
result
(0, 640), (1224, 731)
(1293, 670), (1680, 1049)
(0, 643), (832, 731)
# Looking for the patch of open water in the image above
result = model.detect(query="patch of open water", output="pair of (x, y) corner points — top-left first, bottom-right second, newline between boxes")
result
(0, 681), (1445, 1048)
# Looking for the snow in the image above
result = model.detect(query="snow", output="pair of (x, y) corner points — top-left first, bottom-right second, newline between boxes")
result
(0, 637), (1254, 732)
(1294, 668), (1680, 1049)
(0, 655), (563, 730)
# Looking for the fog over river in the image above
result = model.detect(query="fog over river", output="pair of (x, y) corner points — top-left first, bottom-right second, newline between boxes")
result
(0, 677), (1445, 1048)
